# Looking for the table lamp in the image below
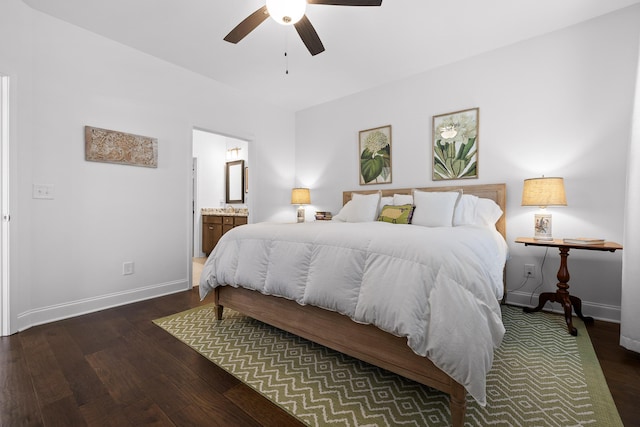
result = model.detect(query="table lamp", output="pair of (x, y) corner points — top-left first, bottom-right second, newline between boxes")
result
(521, 177), (567, 240)
(291, 188), (311, 223)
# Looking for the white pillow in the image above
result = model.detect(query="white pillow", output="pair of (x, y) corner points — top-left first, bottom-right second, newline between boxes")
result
(411, 190), (462, 227)
(393, 194), (413, 206)
(332, 200), (352, 222)
(347, 192), (381, 222)
(379, 196), (393, 217)
(453, 194), (479, 226)
(333, 192), (381, 222)
(475, 198), (503, 226)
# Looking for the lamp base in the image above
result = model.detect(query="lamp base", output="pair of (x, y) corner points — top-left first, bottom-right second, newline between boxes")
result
(297, 205), (305, 223)
(534, 212), (553, 240)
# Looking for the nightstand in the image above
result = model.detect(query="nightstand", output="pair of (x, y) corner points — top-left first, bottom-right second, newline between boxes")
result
(515, 237), (623, 336)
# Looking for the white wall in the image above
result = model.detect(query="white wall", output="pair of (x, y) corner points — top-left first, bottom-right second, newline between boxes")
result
(0, 0), (295, 333)
(295, 5), (640, 322)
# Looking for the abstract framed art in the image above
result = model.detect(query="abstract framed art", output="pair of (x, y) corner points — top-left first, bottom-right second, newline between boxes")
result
(85, 126), (158, 168)
(432, 108), (478, 181)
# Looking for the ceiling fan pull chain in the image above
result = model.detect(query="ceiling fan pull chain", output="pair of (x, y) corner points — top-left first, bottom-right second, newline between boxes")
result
(284, 30), (290, 75)
(284, 52), (289, 74)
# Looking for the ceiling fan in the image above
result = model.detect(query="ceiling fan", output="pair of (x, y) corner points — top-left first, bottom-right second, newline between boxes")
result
(223, 0), (383, 56)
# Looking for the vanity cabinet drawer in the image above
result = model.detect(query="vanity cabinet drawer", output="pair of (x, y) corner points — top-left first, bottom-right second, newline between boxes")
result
(203, 215), (223, 225)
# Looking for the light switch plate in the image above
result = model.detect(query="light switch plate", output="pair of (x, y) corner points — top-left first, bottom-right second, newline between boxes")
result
(123, 261), (134, 275)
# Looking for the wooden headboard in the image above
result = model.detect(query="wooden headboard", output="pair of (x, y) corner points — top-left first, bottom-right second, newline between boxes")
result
(343, 183), (506, 239)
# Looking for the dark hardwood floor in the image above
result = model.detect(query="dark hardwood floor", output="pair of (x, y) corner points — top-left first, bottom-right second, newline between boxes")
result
(1, 288), (639, 426)
(1, 289), (303, 427)
(586, 318), (640, 426)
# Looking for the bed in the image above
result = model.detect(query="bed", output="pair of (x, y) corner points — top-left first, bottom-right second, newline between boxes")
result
(199, 183), (507, 427)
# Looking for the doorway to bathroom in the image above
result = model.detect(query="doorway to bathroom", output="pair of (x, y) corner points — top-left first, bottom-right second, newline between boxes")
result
(191, 128), (248, 287)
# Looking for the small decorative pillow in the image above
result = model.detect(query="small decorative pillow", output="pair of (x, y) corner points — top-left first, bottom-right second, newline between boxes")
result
(411, 190), (462, 227)
(377, 204), (414, 224)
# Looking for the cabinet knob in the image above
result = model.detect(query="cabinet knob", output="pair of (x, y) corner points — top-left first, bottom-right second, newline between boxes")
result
(208, 226), (214, 230)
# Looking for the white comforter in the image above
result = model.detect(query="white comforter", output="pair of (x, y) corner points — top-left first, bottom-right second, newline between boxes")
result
(199, 221), (507, 405)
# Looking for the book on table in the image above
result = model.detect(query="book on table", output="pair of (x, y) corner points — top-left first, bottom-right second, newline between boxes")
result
(315, 211), (333, 221)
(563, 237), (605, 245)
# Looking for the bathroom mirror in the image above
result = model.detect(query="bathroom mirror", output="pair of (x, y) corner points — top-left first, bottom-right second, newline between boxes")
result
(226, 160), (245, 203)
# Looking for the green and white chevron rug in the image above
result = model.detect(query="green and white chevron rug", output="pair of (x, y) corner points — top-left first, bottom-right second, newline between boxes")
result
(154, 304), (622, 426)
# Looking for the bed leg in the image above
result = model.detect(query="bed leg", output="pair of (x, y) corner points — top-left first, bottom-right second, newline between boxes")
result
(213, 287), (224, 320)
(215, 305), (224, 320)
(449, 382), (466, 427)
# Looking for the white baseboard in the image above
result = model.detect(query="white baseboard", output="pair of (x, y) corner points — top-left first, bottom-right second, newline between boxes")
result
(16, 279), (189, 332)
(504, 290), (621, 323)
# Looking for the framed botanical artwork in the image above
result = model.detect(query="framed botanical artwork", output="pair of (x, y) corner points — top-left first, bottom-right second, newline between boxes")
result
(432, 108), (478, 180)
(359, 125), (392, 185)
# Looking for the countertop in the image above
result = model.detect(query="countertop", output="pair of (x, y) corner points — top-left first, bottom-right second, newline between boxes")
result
(201, 208), (248, 217)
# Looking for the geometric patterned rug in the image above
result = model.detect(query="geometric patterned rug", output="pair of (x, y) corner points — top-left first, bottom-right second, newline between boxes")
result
(153, 304), (622, 426)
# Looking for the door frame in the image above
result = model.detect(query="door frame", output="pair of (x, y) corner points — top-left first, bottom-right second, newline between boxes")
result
(1, 74), (11, 336)
(190, 128), (251, 260)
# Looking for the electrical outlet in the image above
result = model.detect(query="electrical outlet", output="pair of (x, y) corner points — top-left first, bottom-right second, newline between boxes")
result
(123, 261), (134, 275)
(524, 264), (535, 278)
(32, 184), (55, 199)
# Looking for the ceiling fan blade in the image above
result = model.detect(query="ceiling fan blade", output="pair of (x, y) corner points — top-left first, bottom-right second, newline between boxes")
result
(223, 5), (270, 44)
(294, 15), (325, 56)
(307, 0), (382, 6)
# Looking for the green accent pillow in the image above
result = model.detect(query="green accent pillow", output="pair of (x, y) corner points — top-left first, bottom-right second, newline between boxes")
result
(377, 204), (414, 224)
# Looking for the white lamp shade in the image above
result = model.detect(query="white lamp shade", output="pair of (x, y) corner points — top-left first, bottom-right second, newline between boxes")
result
(266, 0), (306, 25)
(291, 188), (310, 205)
(521, 177), (567, 208)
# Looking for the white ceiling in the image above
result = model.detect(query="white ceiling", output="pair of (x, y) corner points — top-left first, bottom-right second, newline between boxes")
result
(22, 0), (640, 112)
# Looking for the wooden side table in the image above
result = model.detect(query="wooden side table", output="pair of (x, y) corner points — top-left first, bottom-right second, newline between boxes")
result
(515, 237), (623, 336)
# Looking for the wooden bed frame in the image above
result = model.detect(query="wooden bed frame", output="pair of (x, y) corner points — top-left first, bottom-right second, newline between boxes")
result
(214, 183), (506, 427)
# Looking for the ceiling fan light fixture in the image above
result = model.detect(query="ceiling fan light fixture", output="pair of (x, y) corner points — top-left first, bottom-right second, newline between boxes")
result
(266, 0), (307, 25)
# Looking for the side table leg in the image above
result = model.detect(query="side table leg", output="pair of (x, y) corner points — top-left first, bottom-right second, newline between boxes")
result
(555, 247), (578, 336)
(523, 291), (578, 335)
(524, 246), (580, 336)
(569, 295), (594, 324)
(559, 293), (577, 336)
(523, 292), (556, 313)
